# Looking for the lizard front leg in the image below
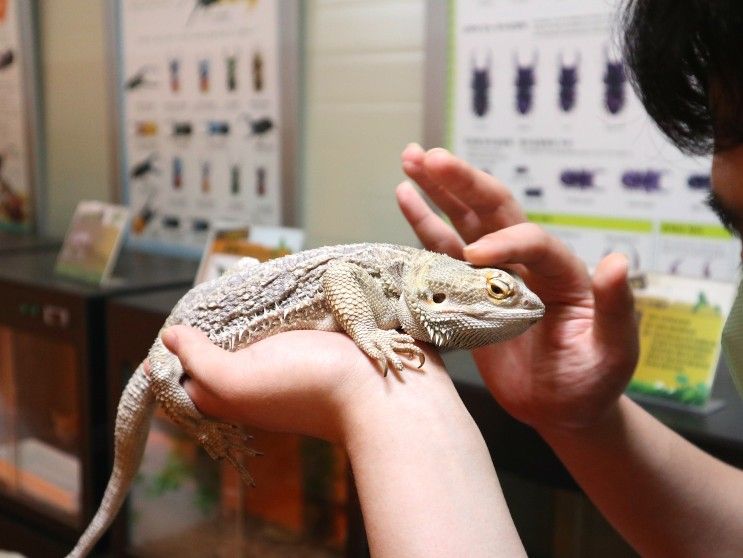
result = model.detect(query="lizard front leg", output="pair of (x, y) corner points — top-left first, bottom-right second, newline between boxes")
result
(322, 261), (425, 374)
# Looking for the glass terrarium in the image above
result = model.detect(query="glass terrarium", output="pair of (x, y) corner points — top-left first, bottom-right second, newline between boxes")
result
(0, 325), (82, 526)
(126, 403), (349, 557)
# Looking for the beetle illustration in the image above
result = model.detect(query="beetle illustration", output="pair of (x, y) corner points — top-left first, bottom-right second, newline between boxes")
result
(231, 165), (241, 195)
(162, 216), (180, 229)
(470, 52), (491, 117)
(514, 52), (538, 115)
(200, 161), (211, 193)
(132, 195), (156, 235)
(0, 49), (14, 71)
(187, 0), (223, 23)
(172, 121), (193, 137)
(125, 66), (157, 90)
(560, 169), (597, 190)
(207, 120), (230, 136)
(134, 120), (158, 137)
(256, 167), (267, 197)
(243, 114), (274, 136)
(187, 0), (256, 23)
(558, 53), (580, 112)
(687, 174), (711, 190)
(172, 157), (183, 190)
(621, 170), (663, 192)
(198, 59), (210, 93)
(252, 50), (264, 92)
(226, 54), (238, 92)
(130, 153), (160, 180)
(192, 219), (210, 232)
(603, 51), (627, 115)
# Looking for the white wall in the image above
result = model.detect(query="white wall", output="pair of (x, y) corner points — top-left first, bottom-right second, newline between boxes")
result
(39, 0), (113, 237)
(36, 0), (428, 246)
(302, 0), (426, 247)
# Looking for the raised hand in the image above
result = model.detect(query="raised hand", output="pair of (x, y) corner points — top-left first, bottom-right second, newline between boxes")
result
(398, 144), (639, 433)
(397, 144), (526, 257)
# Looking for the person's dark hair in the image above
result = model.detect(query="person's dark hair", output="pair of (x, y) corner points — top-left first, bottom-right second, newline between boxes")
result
(622, 0), (743, 154)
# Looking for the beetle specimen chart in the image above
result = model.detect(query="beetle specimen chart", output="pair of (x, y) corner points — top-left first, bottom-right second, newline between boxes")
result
(448, 0), (739, 282)
(119, 0), (283, 251)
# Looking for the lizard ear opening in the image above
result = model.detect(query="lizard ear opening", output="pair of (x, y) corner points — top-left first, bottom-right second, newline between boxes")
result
(432, 293), (447, 304)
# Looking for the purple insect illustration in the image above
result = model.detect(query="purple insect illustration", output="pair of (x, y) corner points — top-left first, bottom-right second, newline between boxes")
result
(558, 53), (580, 112)
(621, 170), (663, 192)
(687, 174), (711, 190)
(169, 59), (181, 93)
(560, 169), (598, 190)
(471, 52), (491, 117)
(603, 51), (627, 115)
(514, 52), (538, 115)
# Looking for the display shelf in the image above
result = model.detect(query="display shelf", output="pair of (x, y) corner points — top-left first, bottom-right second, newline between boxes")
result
(0, 249), (198, 557)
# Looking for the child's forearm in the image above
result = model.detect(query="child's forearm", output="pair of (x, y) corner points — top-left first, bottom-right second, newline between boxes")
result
(341, 358), (526, 558)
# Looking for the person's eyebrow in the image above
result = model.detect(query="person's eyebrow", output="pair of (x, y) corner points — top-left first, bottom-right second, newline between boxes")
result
(706, 190), (743, 237)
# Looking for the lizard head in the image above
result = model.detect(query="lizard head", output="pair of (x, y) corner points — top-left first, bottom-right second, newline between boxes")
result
(399, 251), (545, 350)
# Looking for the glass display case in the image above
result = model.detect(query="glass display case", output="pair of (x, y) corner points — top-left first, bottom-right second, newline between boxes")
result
(0, 327), (81, 524)
(0, 249), (198, 556)
(106, 289), (358, 557)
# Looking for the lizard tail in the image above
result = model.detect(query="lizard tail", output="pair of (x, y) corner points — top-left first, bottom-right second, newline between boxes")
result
(67, 364), (156, 558)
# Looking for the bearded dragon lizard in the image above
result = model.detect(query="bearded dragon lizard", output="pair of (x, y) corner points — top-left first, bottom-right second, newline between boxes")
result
(68, 243), (544, 557)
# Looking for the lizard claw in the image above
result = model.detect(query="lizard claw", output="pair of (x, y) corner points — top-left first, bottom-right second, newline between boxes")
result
(188, 419), (261, 486)
(226, 449), (260, 487)
(359, 329), (423, 376)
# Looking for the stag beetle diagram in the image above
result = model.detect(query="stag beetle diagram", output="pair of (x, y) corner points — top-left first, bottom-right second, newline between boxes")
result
(119, 0), (283, 250)
(450, 0), (738, 282)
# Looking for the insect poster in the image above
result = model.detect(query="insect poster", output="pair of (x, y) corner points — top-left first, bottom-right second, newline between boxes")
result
(116, 0), (293, 254)
(0, 0), (39, 233)
(447, 0), (739, 282)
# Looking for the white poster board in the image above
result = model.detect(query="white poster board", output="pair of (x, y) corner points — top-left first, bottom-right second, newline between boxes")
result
(0, 0), (38, 233)
(448, 0), (739, 281)
(118, 0), (288, 253)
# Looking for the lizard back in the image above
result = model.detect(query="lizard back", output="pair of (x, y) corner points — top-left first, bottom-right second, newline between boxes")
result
(166, 243), (417, 350)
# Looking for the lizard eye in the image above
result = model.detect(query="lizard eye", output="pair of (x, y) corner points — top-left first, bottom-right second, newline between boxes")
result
(487, 278), (512, 300)
(432, 293), (446, 303)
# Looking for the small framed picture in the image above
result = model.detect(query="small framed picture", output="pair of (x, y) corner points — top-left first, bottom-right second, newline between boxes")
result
(55, 201), (129, 284)
(195, 222), (304, 285)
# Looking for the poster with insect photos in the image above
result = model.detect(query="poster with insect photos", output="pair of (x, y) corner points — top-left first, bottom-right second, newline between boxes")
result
(117, 0), (286, 253)
(448, 0), (739, 283)
(0, 0), (39, 233)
